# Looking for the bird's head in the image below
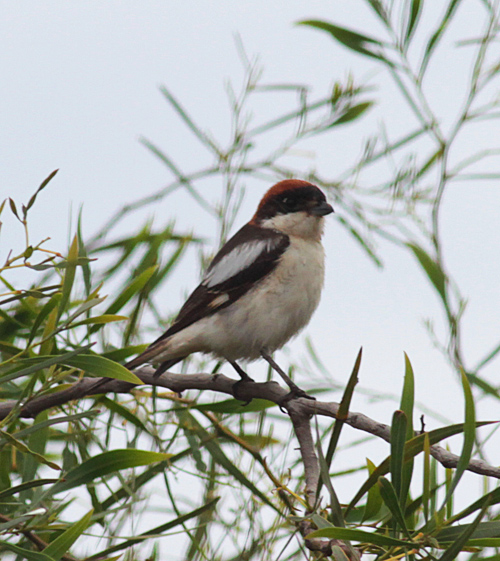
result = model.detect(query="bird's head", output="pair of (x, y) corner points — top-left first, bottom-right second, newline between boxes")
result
(251, 179), (334, 240)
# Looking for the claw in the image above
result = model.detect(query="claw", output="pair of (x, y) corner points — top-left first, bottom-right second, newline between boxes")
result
(278, 386), (316, 412)
(232, 376), (256, 405)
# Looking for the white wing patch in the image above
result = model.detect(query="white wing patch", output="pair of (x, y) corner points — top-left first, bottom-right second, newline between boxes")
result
(203, 238), (277, 288)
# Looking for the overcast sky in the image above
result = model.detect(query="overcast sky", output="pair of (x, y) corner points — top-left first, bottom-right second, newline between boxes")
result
(3, 1), (500, 545)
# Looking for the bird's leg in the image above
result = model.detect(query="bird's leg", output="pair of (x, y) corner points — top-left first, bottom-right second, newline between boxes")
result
(229, 360), (254, 381)
(260, 350), (315, 403)
(230, 360), (255, 404)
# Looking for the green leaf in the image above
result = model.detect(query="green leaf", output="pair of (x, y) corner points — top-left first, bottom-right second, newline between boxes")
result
(406, 243), (447, 302)
(0, 541), (52, 561)
(194, 398), (275, 414)
(362, 459), (383, 521)
(60, 354), (143, 385)
(51, 449), (173, 494)
(101, 345), (147, 363)
(366, 0), (389, 24)
(0, 345), (93, 384)
(315, 422), (344, 528)
(101, 265), (158, 316)
(28, 293), (62, 343)
(43, 509), (93, 561)
(58, 234), (79, 319)
(420, 0), (461, 77)
(298, 20), (387, 62)
(317, 348), (361, 500)
(399, 354), (415, 506)
(345, 420), (493, 515)
(404, 0), (422, 46)
(9, 198), (20, 220)
(85, 498), (219, 561)
(390, 410), (407, 501)
(97, 396), (150, 434)
(332, 102), (373, 126)
(378, 476), (411, 538)
(440, 370), (476, 510)
(178, 411), (282, 515)
(306, 527), (409, 547)
(422, 433), (431, 522)
(437, 500), (490, 560)
(0, 429), (60, 471)
(26, 169), (58, 213)
(70, 314), (128, 328)
(0, 479), (58, 501)
(437, 520), (500, 542)
(449, 486), (500, 525)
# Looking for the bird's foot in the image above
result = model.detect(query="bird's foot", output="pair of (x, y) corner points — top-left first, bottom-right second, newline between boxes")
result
(278, 384), (316, 413)
(232, 375), (257, 406)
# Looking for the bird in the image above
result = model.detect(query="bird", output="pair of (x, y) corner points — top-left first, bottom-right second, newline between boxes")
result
(124, 179), (333, 398)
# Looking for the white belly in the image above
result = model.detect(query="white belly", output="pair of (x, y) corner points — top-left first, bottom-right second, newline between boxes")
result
(195, 237), (325, 360)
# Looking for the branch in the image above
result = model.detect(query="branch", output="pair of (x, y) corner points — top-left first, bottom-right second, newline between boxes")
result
(2, 366), (499, 481)
(0, 513), (78, 561)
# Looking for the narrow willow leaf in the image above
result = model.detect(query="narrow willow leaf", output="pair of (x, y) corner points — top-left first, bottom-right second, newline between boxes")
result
(101, 265), (158, 316)
(420, 0), (461, 77)
(437, 520), (500, 542)
(317, 348), (361, 499)
(336, 216), (382, 267)
(400, 354), (415, 507)
(51, 449), (173, 494)
(449, 486), (500, 525)
(23, 410), (50, 484)
(26, 169), (58, 212)
(437, 500), (490, 561)
(43, 509), (93, 561)
(390, 410), (407, 500)
(39, 306), (58, 356)
(58, 234), (79, 320)
(378, 476), (411, 538)
(77, 210), (92, 296)
(345, 420), (493, 515)
(306, 527), (409, 547)
(0, 345), (93, 384)
(193, 398), (275, 414)
(362, 458), (383, 522)
(69, 314), (128, 328)
(9, 198), (20, 220)
(28, 292), (62, 343)
(179, 411), (282, 515)
(0, 479), (58, 501)
(0, 541), (52, 561)
(404, 0), (422, 46)
(440, 371), (476, 510)
(0, 429), (60, 471)
(85, 498), (219, 561)
(298, 20), (387, 62)
(366, 0), (389, 24)
(97, 396), (150, 434)
(423, 433), (431, 522)
(407, 243), (447, 302)
(60, 354), (143, 385)
(102, 344), (147, 363)
(332, 102), (373, 125)
(315, 421), (344, 528)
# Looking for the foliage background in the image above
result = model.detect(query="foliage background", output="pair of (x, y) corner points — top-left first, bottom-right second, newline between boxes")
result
(2, 0), (500, 559)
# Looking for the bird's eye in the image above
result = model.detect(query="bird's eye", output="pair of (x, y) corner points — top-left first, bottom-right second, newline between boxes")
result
(281, 196), (298, 211)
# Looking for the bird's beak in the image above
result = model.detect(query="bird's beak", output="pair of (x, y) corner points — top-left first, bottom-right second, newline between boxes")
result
(309, 200), (334, 216)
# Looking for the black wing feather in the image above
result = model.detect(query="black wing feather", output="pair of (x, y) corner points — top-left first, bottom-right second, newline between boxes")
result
(152, 224), (289, 344)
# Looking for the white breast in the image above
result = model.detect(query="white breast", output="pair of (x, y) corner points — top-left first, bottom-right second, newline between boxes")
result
(197, 236), (326, 360)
